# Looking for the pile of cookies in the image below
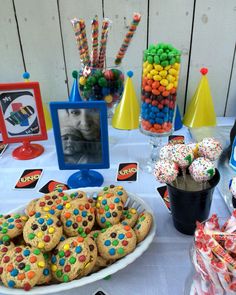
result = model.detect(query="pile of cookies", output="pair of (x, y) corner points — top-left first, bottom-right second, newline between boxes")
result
(0, 185), (153, 291)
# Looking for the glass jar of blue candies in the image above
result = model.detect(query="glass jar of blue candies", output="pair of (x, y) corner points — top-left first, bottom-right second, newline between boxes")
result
(78, 66), (124, 116)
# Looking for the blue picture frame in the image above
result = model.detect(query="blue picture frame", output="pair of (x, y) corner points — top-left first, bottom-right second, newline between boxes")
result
(50, 101), (110, 171)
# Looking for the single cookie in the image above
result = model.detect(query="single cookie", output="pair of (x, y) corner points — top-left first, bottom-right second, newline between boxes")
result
(121, 208), (139, 227)
(0, 214), (28, 242)
(51, 236), (90, 282)
(60, 200), (95, 237)
(23, 213), (63, 252)
(34, 190), (71, 216)
(37, 252), (52, 285)
(80, 237), (97, 277)
(95, 195), (124, 229)
(134, 212), (153, 243)
(98, 185), (128, 204)
(1, 246), (45, 291)
(25, 198), (40, 217)
(97, 224), (137, 260)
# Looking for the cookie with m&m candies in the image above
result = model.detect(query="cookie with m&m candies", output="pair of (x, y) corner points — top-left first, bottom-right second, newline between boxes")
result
(121, 208), (139, 227)
(51, 236), (90, 282)
(1, 246), (45, 291)
(97, 224), (137, 260)
(60, 199), (95, 237)
(87, 230), (116, 269)
(98, 185), (128, 204)
(34, 190), (71, 217)
(95, 194), (124, 229)
(0, 213), (28, 243)
(134, 212), (153, 243)
(23, 213), (63, 252)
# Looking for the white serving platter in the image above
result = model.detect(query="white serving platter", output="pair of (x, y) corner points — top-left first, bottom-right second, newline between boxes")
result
(0, 187), (156, 294)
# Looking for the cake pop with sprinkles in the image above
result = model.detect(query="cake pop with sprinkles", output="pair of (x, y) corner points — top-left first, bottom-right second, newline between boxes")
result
(172, 144), (194, 169)
(154, 160), (179, 183)
(189, 157), (215, 182)
(159, 144), (174, 160)
(198, 137), (222, 161)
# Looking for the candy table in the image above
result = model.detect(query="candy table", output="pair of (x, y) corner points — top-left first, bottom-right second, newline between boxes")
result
(0, 118), (233, 295)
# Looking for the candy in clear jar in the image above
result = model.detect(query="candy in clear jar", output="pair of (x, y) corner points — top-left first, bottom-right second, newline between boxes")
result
(140, 43), (181, 136)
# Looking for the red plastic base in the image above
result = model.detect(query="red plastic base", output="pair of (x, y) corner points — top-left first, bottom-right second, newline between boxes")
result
(12, 142), (44, 160)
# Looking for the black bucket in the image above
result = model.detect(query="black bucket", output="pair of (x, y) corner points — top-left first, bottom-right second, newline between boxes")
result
(167, 169), (220, 235)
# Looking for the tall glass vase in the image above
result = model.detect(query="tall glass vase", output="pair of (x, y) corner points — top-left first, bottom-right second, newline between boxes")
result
(139, 43), (181, 172)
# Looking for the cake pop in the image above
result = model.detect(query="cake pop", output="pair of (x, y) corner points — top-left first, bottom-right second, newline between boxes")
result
(198, 138), (222, 161)
(189, 157), (215, 182)
(153, 160), (179, 183)
(172, 144), (194, 169)
(159, 144), (174, 160)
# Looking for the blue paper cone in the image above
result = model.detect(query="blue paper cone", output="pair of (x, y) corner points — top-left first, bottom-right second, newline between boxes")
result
(174, 105), (183, 131)
(69, 71), (82, 102)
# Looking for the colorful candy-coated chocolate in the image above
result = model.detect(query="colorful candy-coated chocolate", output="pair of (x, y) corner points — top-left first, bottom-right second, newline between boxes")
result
(141, 42), (181, 135)
(79, 68), (124, 109)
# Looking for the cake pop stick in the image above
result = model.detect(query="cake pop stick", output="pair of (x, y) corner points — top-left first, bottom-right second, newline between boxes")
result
(114, 12), (141, 65)
(98, 18), (111, 69)
(91, 15), (99, 67)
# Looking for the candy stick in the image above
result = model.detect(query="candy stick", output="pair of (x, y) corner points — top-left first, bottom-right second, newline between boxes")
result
(114, 12), (141, 65)
(98, 18), (111, 69)
(91, 15), (99, 68)
(78, 19), (90, 66)
(71, 18), (87, 66)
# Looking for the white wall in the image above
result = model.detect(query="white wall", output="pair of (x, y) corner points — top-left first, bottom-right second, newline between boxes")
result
(0, 0), (235, 116)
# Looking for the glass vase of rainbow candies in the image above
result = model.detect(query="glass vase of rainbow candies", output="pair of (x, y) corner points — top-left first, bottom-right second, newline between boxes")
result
(78, 66), (124, 117)
(140, 43), (181, 171)
(140, 43), (181, 136)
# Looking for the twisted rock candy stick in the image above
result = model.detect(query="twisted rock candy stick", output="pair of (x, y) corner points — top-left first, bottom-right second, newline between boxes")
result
(91, 15), (99, 67)
(98, 18), (111, 69)
(114, 12), (141, 65)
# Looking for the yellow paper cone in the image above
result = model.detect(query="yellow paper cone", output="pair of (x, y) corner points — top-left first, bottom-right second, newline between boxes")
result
(183, 68), (216, 128)
(112, 71), (140, 129)
(43, 103), (52, 130)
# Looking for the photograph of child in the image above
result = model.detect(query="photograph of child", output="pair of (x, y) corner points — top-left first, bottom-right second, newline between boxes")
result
(58, 108), (102, 164)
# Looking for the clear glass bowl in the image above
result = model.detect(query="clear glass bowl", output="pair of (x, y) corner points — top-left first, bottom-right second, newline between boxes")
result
(78, 65), (124, 117)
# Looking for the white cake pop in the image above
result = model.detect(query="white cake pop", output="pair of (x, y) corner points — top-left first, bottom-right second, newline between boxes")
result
(159, 144), (174, 160)
(154, 160), (179, 183)
(198, 137), (222, 161)
(189, 157), (215, 182)
(172, 144), (194, 169)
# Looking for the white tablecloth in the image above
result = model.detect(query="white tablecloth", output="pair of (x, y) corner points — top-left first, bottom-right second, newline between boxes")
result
(0, 118), (233, 295)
